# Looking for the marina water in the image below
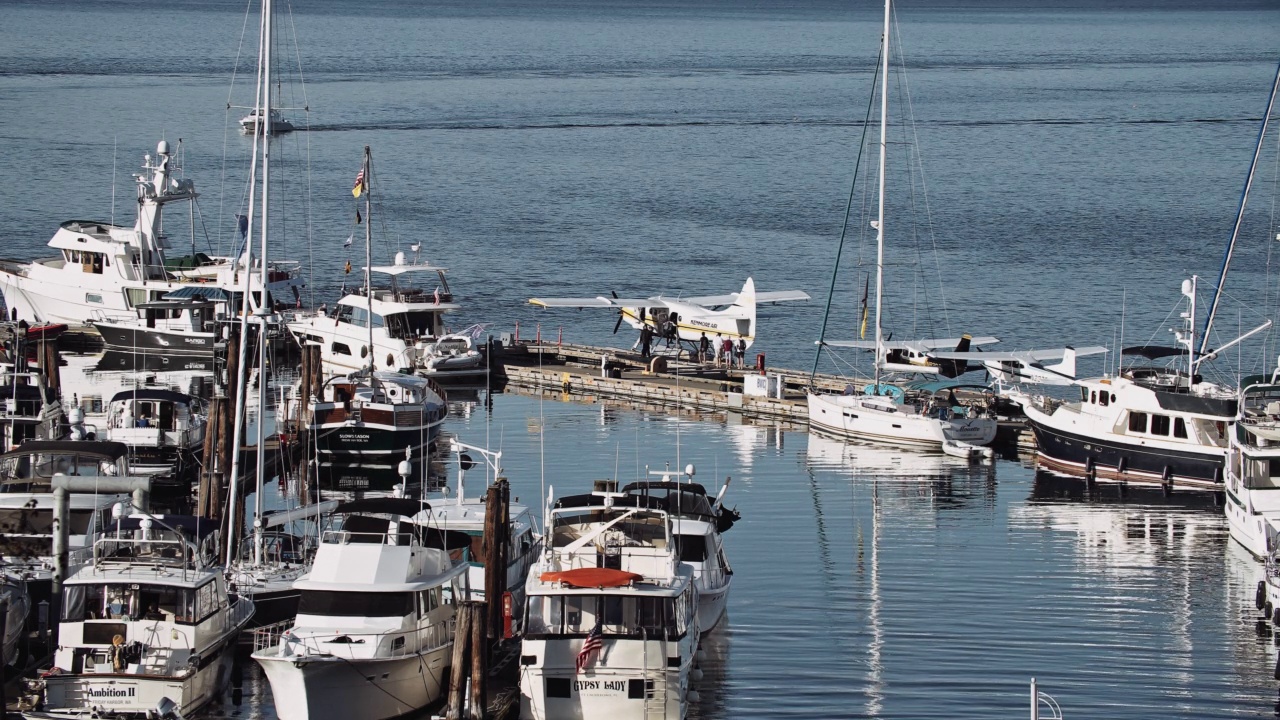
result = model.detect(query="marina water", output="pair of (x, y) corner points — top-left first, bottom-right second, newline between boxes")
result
(3, 0), (1280, 716)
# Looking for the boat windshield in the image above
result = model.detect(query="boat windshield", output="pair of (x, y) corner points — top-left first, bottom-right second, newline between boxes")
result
(384, 310), (442, 341)
(525, 592), (691, 640)
(0, 452), (120, 482)
(62, 580), (223, 624)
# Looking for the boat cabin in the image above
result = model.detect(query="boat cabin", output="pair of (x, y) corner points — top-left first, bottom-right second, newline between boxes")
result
(0, 440), (130, 491)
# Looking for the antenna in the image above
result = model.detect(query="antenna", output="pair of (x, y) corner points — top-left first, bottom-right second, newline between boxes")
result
(110, 136), (118, 227)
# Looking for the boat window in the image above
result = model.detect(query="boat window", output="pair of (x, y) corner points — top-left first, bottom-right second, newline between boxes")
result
(384, 311), (439, 341)
(1128, 412), (1148, 433)
(675, 535), (708, 562)
(297, 590), (413, 617)
(335, 305), (354, 324)
(85, 294), (103, 305)
(1173, 417), (1188, 439)
(1098, 392), (1109, 408)
(419, 587), (442, 615)
(125, 288), (147, 309)
(1150, 415), (1171, 436)
(332, 342), (352, 356)
(1271, 459), (1280, 479)
(1080, 387), (1089, 403)
(562, 595), (596, 634)
(348, 306), (385, 329)
(1090, 391), (1096, 404)
(0, 508), (95, 538)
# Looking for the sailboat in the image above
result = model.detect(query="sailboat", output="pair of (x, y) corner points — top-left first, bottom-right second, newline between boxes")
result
(806, 0), (996, 454)
(299, 147), (448, 469)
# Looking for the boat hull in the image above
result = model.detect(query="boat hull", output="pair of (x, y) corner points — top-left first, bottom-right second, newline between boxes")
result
(90, 323), (216, 357)
(520, 666), (689, 720)
(309, 424), (439, 459)
(33, 638), (237, 718)
(1026, 413), (1225, 491)
(254, 646), (449, 720)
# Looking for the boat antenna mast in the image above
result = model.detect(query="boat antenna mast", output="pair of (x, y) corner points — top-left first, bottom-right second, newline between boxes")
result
(1200, 58), (1280, 356)
(362, 146), (374, 377)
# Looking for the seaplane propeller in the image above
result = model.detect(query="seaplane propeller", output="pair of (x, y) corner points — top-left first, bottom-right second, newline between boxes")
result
(611, 291), (624, 334)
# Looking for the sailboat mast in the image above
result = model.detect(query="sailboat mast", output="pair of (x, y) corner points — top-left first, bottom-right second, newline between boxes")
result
(872, 0), (891, 390)
(252, 0), (274, 567)
(225, 0), (269, 568)
(364, 146), (374, 375)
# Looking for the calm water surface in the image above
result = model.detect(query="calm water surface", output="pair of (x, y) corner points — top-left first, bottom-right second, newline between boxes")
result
(5, 0), (1280, 717)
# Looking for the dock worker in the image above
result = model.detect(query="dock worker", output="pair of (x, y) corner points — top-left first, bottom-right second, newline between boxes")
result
(699, 333), (711, 364)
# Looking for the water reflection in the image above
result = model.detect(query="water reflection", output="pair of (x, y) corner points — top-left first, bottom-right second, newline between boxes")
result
(688, 623), (732, 720)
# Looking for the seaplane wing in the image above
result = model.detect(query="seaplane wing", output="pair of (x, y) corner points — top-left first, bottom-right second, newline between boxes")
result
(529, 296), (671, 309)
(683, 289), (811, 306)
(822, 336), (999, 351)
(929, 346), (1107, 362)
(929, 345), (1108, 386)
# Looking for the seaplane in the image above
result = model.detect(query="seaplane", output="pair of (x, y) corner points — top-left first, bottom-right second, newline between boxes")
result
(820, 334), (1000, 377)
(928, 345), (1109, 385)
(529, 277), (810, 350)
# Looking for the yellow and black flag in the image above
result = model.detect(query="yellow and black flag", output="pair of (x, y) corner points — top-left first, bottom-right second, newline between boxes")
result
(859, 275), (869, 339)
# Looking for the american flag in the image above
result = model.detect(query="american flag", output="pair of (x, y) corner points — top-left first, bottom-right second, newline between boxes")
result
(576, 623), (603, 673)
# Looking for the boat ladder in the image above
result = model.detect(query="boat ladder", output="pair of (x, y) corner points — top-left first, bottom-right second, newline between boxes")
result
(641, 629), (668, 719)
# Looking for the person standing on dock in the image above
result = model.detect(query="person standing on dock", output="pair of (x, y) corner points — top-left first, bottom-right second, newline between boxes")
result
(713, 334), (724, 367)
(639, 325), (653, 359)
(735, 338), (746, 369)
(699, 333), (711, 364)
(721, 335), (733, 368)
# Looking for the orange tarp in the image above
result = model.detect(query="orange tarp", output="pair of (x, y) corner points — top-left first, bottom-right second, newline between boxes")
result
(541, 568), (642, 588)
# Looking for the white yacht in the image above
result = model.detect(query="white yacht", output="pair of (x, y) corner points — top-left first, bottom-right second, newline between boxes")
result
(287, 254), (486, 380)
(27, 514), (253, 719)
(251, 497), (470, 720)
(621, 467), (737, 634)
(1225, 367), (1280, 560)
(0, 140), (302, 330)
(520, 486), (700, 720)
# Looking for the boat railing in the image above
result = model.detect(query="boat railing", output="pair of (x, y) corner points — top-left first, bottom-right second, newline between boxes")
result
(93, 536), (192, 569)
(321, 529), (410, 546)
(253, 619), (451, 658)
(228, 593), (255, 630)
(1029, 678), (1063, 720)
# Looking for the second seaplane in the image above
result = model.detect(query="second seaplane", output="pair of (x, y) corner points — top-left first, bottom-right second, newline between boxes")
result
(529, 277), (809, 353)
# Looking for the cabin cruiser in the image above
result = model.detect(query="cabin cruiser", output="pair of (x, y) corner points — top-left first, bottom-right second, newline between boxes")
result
(0, 140), (303, 330)
(521, 486), (700, 720)
(622, 466), (737, 634)
(808, 380), (998, 454)
(287, 252), (486, 380)
(26, 514), (253, 719)
(90, 295), (221, 357)
(1226, 369), (1280, 561)
(251, 498), (470, 720)
(239, 108), (295, 134)
(102, 389), (206, 489)
(303, 371), (447, 465)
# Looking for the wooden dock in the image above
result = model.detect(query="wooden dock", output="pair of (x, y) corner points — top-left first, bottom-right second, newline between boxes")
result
(495, 341), (1038, 453)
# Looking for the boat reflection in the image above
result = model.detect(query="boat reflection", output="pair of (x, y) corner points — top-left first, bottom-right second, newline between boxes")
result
(687, 621), (731, 720)
(95, 349), (217, 374)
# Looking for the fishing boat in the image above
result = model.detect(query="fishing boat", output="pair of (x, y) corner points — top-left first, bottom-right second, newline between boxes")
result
(1015, 278), (1250, 492)
(26, 514), (253, 719)
(621, 465), (738, 634)
(250, 497), (470, 720)
(520, 485), (700, 720)
(806, 0), (996, 452)
(0, 140), (303, 331)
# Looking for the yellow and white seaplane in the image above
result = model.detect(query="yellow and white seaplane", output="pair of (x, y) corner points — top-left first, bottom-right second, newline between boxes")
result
(529, 277), (809, 350)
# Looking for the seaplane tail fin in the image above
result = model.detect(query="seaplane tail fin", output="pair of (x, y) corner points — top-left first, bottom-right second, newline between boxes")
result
(731, 277), (757, 342)
(1043, 346), (1079, 379)
(937, 334), (972, 379)
(730, 277), (756, 310)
